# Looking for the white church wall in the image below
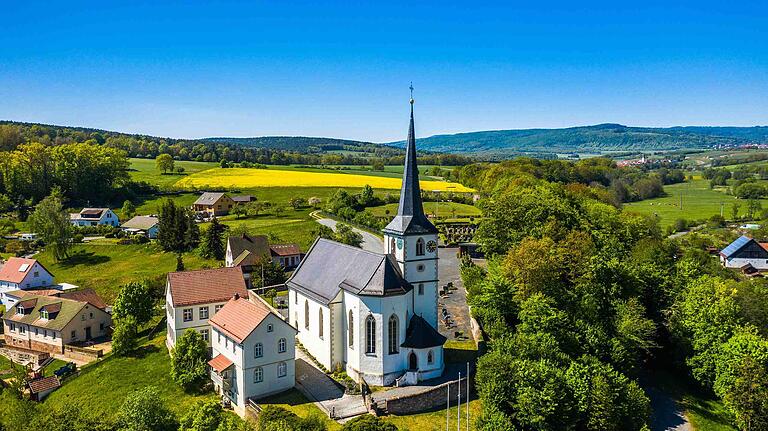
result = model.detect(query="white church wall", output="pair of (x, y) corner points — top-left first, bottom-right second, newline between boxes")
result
(289, 289), (336, 370)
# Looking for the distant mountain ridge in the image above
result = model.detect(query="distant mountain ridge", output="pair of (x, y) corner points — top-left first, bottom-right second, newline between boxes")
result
(204, 136), (380, 152)
(387, 124), (768, 156)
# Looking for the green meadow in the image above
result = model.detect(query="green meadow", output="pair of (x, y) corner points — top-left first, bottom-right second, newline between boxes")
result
(623, 179), (768, 228)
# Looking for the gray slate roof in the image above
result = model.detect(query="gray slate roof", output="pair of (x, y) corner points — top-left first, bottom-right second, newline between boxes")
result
(286, 238), (412, 305)
(383, 101), (437, 235)
(401, 314), (447, 349)
(121, 215), (159, 230)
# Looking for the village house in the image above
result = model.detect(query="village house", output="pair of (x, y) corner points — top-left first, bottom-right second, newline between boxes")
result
(225, 235), (303, 286)
(0, 258), (57, 306)
(4, 287), (108, 311)
(2, 295), (112, 354)
(121, 215), (160, 239)
(192, 192), (236, 216)
(286, 101), (446, 387)
(69, 208), (119, 227)
(165, 267), (249, 349)
(208, 292), (296, 417)
(720, 235), (768, 270)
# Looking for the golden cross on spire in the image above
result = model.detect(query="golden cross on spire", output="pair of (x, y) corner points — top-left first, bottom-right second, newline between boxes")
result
(409, 82), (414, 105)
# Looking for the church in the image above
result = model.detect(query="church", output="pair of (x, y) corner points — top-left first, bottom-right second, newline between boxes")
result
(286, 98), (446, 386)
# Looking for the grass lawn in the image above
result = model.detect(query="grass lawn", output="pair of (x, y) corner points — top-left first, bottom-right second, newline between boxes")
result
(128, 158), (217, 190)
(44, 331), (216, 421)
(258, 388), (482, 431)
(36, 243), (218, 303)
(623, 179), (768, 228)
(174, 167), (473, 192)
(369, 202), (481, 220)
(42, 359), (69, 377)
(217, 214), (320, 250)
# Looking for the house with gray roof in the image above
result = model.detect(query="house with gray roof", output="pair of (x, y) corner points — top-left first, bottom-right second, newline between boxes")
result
(286, 99), (445, 387)
(193, 192), (235, 216)
(719, 235), (768, 270)
(121, 215), (160, 239)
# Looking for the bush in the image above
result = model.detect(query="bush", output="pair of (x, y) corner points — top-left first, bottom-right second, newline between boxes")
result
(171, 329), (208, 390)
(116, 387), (177, 431)
(673, 218), (688, 233)
(341, 415), (397, 431)
(72, 233), (84, 243)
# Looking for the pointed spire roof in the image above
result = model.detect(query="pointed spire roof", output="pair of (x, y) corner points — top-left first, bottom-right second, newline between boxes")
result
(383, 95), (438, 235)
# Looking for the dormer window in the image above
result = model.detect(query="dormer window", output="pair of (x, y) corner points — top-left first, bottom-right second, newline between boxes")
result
(40, 310), (49, 320)
(16, 305), (24, 315)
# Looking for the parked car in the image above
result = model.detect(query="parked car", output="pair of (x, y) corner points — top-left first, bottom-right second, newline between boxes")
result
(53, 362), (77, 378)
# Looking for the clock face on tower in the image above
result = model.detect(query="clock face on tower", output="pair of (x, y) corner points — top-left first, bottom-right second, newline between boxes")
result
(396, 238), (404, 250)
(426, 240), (437, 253)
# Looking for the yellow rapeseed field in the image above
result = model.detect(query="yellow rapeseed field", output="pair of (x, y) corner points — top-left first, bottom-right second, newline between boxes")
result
(175, 168), (474, 192)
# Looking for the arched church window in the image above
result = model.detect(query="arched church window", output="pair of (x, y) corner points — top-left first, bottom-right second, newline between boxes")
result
(416, 238), (425, 256)
(365, 315), (376, 354)
(348, 310), (354, 348)
(427, 350), (434, 364)
(388, 314), (399, 354)
(318, 308), (324, 338)
(304, 300), (309, 330)
(390, 237), (396, 255)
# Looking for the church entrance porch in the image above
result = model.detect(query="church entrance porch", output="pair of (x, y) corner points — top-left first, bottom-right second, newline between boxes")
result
(408, 351), (418, 370)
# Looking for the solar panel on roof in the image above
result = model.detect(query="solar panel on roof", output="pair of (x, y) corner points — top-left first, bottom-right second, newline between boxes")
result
(721, 235), (752, 258)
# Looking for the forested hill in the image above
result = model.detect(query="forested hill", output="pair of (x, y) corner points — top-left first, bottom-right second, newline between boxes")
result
(205, 136), (386, 153)
(388, 123), (768, 156)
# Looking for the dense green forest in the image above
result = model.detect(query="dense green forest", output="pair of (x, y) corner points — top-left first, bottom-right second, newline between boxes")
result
(462, 161), (768, 430)
(0, 121), (471, 166)
(392, 123), (768, 157)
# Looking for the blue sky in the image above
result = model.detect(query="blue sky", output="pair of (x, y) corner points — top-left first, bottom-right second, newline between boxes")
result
(1, 1), (766, 142)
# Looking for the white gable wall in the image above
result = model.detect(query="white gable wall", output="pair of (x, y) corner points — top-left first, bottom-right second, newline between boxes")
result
(165, 282), (226, 350)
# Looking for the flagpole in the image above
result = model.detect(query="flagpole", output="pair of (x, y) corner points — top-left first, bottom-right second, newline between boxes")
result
(458, 372), (461, 431)
(446, 383), (450, 431)
(467, 362), (470, 431)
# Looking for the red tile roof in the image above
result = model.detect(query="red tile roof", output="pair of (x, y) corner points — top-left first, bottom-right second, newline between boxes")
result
(0, 258), (50, 284)
(58, 288), (108, 310)
(208, 354), (234, 373)
(209, 297), (272, 344)
(29, 376), (60, 393)
(270, 244), (302, 256)
(167, 267), (248, 307)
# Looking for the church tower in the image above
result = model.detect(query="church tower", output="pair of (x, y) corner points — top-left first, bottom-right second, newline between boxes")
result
(382, 94), (440, 328)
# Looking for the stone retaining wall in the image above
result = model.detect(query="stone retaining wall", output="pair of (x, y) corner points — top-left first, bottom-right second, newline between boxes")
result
(63, 345), (102, 362)
(385, 375), (474, 416)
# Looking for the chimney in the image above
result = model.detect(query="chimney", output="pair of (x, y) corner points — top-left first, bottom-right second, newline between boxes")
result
(233, 293), (240, 300)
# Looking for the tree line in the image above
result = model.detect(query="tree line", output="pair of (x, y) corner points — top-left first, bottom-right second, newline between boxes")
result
(463, 164), (768, 430)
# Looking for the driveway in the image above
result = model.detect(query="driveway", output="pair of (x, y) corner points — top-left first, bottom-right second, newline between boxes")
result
(294, 348), (367, 420)
(311, 214), (384, 254)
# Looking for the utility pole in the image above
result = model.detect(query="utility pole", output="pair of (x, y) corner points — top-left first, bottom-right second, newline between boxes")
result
(721, 202), (724, 217)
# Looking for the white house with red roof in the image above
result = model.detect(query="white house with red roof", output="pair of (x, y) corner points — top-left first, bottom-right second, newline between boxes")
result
(165, 267), (249, 349)
(208, 292), (296, 417)
(0, 258), (55, 305)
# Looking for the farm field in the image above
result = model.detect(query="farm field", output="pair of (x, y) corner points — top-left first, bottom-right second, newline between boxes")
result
(128, 158), (218, 189)
(174, 167), (473, 192)
(44, 331), (217, 422)
(36, 243), (218, 302)
(623, 179), (767, 228)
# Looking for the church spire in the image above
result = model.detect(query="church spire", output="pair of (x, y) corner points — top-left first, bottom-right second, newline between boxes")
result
(382, 87), (438, 235)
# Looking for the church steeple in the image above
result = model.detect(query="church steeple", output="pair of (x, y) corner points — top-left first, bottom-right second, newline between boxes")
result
(383, 89), (438, 235)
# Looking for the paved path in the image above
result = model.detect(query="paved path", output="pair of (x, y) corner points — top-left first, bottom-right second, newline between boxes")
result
(310, 212), (384, 254)
(648, 387), (692, 431)
(294, 348), (368, 420)
(437, 247), (473, 340)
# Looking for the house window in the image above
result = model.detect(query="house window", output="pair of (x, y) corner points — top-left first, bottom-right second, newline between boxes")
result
(52, 332), (56, 340)
(304, 300), (309, 330)
(44, 330), (47, 337)
(199, 306), (209, 320)
(9, 323), (14, 332)
(366, 315), (376, 354)
(217, 331), (221, 343)
(348, 310), (354, 348)
(71, 330), (76, 339)
(99, 323), (104, 331)
(89, 312), (93, 319)
(254, 367), (263, 383)
(278, 338), (286, 353)
(201, 329), (209, 342)
(34, 328), (38, 336)
(418, 283), (424, 295)
(428, 350), (434, 364)
(215, 304), (224, 313)
(267, 324), (273, 332)
(40, 310), (49, 319)
(81, 314), (86, 321)
(388, 314), (399, 354)
(34, 271), (39, 277)
(19, 326), (25, 334)
(417, 264), (425, 272)
(294, 292), (297, 304)
(255, 343), (263, 358)
(183, 308), (193, 322)
(277, 362), (287, 378)
(416, 238), (425, 256)
(16, 306), (23, 315)
(318, 309), (324, 339)
(389, 237), (396, 254)
(232, 340), (236, 353)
